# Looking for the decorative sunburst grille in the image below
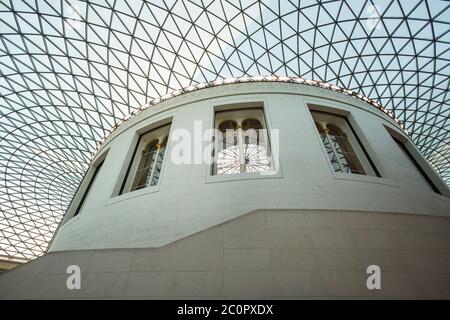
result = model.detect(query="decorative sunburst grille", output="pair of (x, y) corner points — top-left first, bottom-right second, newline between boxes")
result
(217, 144), (270, 175)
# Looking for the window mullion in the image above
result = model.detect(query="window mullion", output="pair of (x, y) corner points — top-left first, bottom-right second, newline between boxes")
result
(324, 128), (345, 173)
(148, 144), (161, 185)
(237, 127), (246, 173)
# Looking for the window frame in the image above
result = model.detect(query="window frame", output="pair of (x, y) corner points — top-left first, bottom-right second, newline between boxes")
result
(73, 159), (105, 217)
(206, 98), (282, 184)
(212, 107), (271, 176)
(385, 125), (449, 197)
(310, 109), (381, 178)
(304, 99), (401, 188)
(61, 149), (109, 225)
(119, 122), (172, 196)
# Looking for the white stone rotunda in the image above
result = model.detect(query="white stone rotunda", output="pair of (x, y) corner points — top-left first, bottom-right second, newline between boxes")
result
(1, 79), (449, 299)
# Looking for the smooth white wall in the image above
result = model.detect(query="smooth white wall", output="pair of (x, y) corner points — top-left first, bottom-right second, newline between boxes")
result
(49, 82), (450, 252)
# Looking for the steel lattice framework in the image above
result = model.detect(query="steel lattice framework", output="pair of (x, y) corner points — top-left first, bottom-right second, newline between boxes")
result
(0, 0), (449, 260)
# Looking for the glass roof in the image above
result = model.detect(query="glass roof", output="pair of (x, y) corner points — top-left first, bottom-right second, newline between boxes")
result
(0, 0), (449, 260)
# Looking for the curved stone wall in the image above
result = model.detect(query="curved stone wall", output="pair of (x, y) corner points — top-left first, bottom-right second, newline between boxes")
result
(49, 82), (450, 252)
(1, 209), (449, 299)
(1, 82), (449, 299)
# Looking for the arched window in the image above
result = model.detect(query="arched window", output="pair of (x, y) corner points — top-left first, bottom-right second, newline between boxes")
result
(216, 119), (240, 175)
(389, 133), (442, 195)
(150, 135), (168, 186)
(311, 111), (377, 176)
(218, 119), (238, 150)
(326, 123), (365, 174)
(121, 123), (171, 194)
(214, 108), (270, 175)
(132, 139), (159, 190)
(315, 121), (342, 173)
(241, 118), (269, 173)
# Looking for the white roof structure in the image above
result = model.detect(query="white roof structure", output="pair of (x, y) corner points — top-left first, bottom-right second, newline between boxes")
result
(0, 0), (449, 260)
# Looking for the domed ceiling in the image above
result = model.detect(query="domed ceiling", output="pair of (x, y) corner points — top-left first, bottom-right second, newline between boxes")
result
(0, 0), (449, 260)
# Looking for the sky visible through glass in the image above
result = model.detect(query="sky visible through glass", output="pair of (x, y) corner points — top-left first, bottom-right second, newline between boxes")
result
(0, 0), (449, 260)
